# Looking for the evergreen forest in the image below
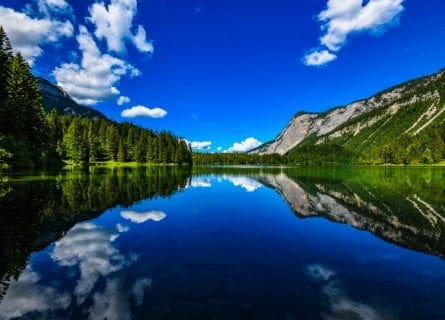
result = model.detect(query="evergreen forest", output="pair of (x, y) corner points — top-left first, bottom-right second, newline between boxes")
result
(0, 27), (192, 172)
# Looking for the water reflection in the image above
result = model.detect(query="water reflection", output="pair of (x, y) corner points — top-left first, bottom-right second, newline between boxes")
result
(223, 175), (262, 192)
(0, 266), (71, 319)
(254, 168), (445, 259)
(0, 166), (190, 304)
(0, 166), (444, 319)
(121, 210), (167, 223)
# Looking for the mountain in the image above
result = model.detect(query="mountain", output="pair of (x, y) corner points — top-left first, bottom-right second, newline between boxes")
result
(251, 69), (445, 164)
(36, 78), (106, 119)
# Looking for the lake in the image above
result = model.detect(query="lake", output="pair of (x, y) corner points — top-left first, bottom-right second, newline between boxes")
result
(0, 166), (444, 319)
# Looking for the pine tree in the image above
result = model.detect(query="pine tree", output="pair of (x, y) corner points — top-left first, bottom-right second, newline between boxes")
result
(0, 26), (13, 136)
(117, 138), (126, 162)
(64, 118), (87, 163)
(46, 109), (63, 162)
(4, 53), (49, 165)
(106, 125), (119, 161)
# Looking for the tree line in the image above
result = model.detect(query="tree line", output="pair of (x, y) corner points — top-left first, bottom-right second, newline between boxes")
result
(193, 135), (444, 166)
(192, 148), (353, 166)
(48, 112), (192, 166)
(0, 26), (192, 171)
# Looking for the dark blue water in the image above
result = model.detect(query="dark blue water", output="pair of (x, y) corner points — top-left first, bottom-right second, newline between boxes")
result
(0, 168), (444, 319)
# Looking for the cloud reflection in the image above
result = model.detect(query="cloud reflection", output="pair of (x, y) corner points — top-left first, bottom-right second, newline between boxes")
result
(188, 177), (212, 188)
(88, 276), (152, 320)
(121, 210), (167, 223)
(116, 223), (130, 233)
(305, 264), (336, 281)
(51, 222), (136, 303)
(224, 176), (262, 192)
(0, 266), (71, 319)
(305, 263), (394, 320)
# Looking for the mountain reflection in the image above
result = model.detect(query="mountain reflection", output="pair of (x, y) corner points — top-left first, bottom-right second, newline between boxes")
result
(255, 168), (445, 259)
(0, 166), (190, 303)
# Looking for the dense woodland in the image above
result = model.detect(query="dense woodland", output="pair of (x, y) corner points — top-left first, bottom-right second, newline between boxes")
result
(0, 27), (192, 172)
(192, 149), (355, 166)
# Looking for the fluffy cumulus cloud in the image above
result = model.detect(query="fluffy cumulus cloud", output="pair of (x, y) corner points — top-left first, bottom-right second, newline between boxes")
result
(53, 25), (141, 105)
(121, 210), (167, 223)
(117, 95), (131, 105)
(226, 137), (262, 153)
(304, 0), (405, 66)
(303, 50), (337, 66)
(49, 0), (153, 105)
(88, 0), (153, 53)
(32, 0), (73, 17)
(185, 140), (212, 151)
(121, 105), (167, 118)
(0, 5), (73, 66)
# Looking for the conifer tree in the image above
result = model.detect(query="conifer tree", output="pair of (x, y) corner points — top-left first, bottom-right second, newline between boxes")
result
(117, 138), (126, 162)
(4, 53), (49, 165)
(0, 26), (13, 136)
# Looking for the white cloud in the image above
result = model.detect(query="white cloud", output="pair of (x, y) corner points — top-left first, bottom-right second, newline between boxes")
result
(0, 266), (71, 319)
(224, 176), (262, 192)
(186, 140), (212, 150)
(0, 6), (73, 66)
(34, 0), (73, 16)
(117, 95), (131, 105)
(226, 137), (262, 153)
(217, 146), (223, 152)
(303, 50), (337, 66)
(121, 105), (167, 118)
(304, 0), (404, 66)
(88, 0), (153, 54)
(53, 25), (140, 105)
(121, 210), (167, 223)
(50, 222), (136, 303)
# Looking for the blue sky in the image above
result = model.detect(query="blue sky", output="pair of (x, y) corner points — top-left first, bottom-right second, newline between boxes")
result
(1, 0), (444, 152)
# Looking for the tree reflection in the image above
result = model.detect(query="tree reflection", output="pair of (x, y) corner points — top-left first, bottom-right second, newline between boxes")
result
(0, 166), (191, 301)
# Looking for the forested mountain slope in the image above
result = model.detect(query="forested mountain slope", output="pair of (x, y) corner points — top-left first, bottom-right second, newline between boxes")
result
(252, 69), (445, 164)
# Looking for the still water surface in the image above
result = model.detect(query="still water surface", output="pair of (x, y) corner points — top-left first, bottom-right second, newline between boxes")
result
(0, 166), (444, 319)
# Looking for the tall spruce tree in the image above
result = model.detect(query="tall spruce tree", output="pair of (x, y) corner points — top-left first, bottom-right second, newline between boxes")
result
(4, 53), (49, 166)
(0, 26), (13, 117)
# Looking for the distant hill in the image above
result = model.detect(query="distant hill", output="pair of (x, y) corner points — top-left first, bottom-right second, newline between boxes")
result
(251, 68), (445, 164)
(36, 78), (106, 119)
